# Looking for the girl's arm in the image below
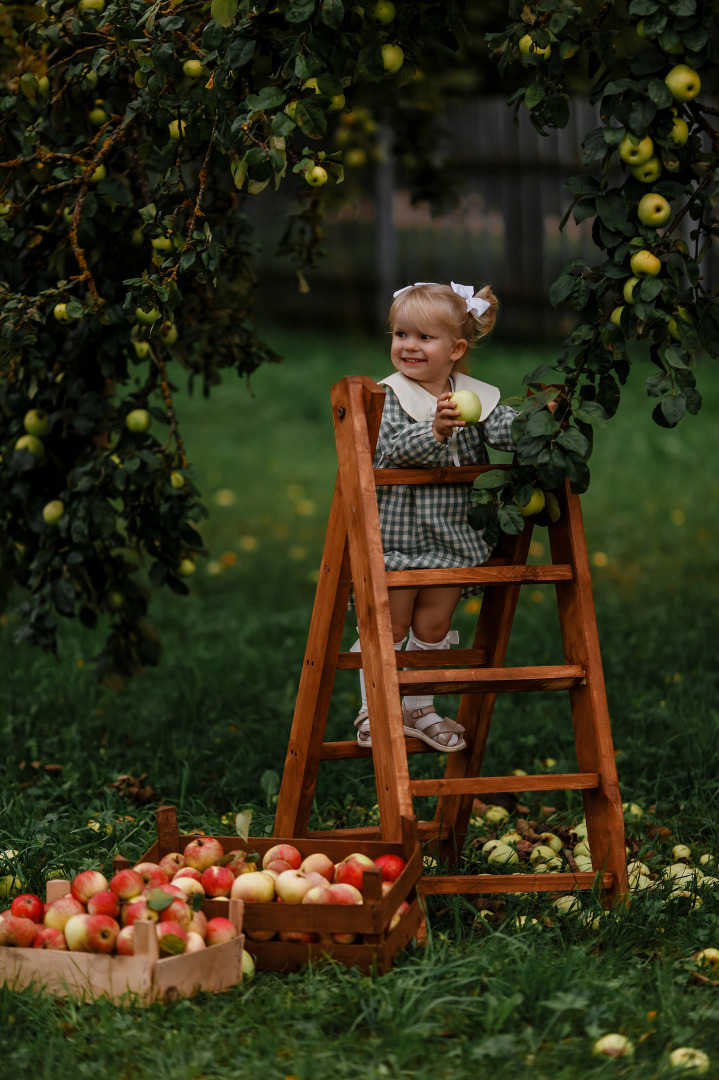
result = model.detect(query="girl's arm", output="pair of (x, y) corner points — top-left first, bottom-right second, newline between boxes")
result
(480, 404), (518, 453)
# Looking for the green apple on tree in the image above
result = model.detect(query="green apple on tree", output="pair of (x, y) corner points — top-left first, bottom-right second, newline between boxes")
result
(519, 34), (551, 59)
(160, 321), (178, 344)
(132, 340), (151, 359)
(631, 156), (662, 183)
(178, 558), (196, 577)
(14, 435), (47, 465)
(514, 488), (546, 516)
(89, 163), (106, 183)
(609, 305), (625, 327)
(637, 192), (671, 227)
(623, 277), (640, 304)
(78, 0), (105, 11)
(665, 64), (701, 102)
(182, 59), (205, 78)
(135, 305), (160, 325)
(151, 236), (173, 252)
(168, 119), (187, 140)
(630, 249), (661, 277)
(370, 0), (395, 24)
(125, 408), (151, 433)
(668, 307), (692, 340)
(669, 113), (690, 147)
(305, 164), (328, 187)
(42, 500), (65, 525)
(24, 409), (51, 436)
(170, 471), (185, 489)
(381, 44), (404, 74)
(617, 134), (654, 165)
(88, 101), (109, 126)
(53, 302), (73, 323)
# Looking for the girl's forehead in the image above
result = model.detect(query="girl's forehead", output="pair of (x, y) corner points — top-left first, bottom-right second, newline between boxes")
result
(392, 315), (448, 335)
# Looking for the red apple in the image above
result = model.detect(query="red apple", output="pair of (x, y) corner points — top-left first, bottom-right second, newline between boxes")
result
(262, 843), (302, 871)
(245, 928), (277, 941)
(278, 929), (319, 943)
(186, 930), (206, 952)
(334, 853), (375, 893)
(201, 865), (234, 898)
(304, 871), (332, 891)
(158, 852), (185, 880)
(172, 876), (205, 901)
(85, 914), (120, 953)
(332, 931), (358, 944)
(133, 862), (170, 889)
(327, 883), (363, 905)
(205, 916), (237, 946)
(183, 836), (224, 871)
(263, 859), (294, 875)
(302, 886), (333, 905)
(64, 913), (91, 951)
(374, 854), (406, 882)
(87, 890), (120, 918)
(116, 925), (134, 955)
(110, 868), (145, 901)
(230, 871), (276, 903)
(10, 893), (45, 923)
(33, 927), (67, 950)
(156, 920), (187, 955)
(221, 850), (256, 877)
(70, 869), (109, 905)
(0, 914), (39, 947)
(122, 898), (159, 927)
(147, 883), (186, 901)
(173, 866), (202, 883)
(188, 908), (208, 939)
(275, 869), (315, 904)
(44, 895), (85, 931)
(300, 852), (335, 881)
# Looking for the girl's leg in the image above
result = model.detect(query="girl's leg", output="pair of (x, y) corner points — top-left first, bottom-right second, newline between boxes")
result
(402, 586), (465, 751)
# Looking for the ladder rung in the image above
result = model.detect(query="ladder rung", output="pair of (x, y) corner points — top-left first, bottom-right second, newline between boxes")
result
(320, 737), (438, 761)
(337, 647), (490, 670)
(374, 465), (511, 486)
(410, 772), (599, 797)
(419, 871), (613, 896)
(386, 565), (574, 588)
(397, 665), (585, 696)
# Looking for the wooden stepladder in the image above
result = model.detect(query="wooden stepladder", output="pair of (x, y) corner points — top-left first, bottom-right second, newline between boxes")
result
(274, 376), (628, 905)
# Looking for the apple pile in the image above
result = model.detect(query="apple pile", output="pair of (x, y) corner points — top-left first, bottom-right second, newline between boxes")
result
(0, 838), (245, 959)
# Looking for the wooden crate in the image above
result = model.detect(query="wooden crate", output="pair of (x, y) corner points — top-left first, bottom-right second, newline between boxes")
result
(0, 879), (245, 1003)
(130, 807), (424, 974)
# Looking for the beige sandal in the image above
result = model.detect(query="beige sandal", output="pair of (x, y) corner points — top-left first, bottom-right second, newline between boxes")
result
(401, 704), (466, 752)
(354, 709), (371, 747)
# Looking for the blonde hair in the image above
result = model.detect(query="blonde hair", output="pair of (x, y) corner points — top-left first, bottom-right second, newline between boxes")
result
(389, 283), (498, 367)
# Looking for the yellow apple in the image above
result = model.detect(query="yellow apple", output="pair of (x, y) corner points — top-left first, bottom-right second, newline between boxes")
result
(182, 59), (205, 78)
(89, 163), (106, 183)
(328, 93), (345, 112)
(514, 488), (545, 517)
(637, 192), (671, 227)
(125, 409), (151, 433)
(135, 305), (160, 325)
(178, 558), (196, 577)
(669, 115), (690, 146)
(168, 119), (187, 140)
(630, 249), (661, 277)
(132, 340), (151, 359)
(519, 34), (551, 58)
(370, 0), (395, 23)
(151, 236), (173, 251)
(665, 64), (701, 102)
(381, 44), (404, 74)
(24, 409), (51, 436)
(53, 302), (73, 323)
(160, 321), (178, 344)
(88, 103), (108, 126)
(301, 77), (320, 94)
(170, 472), (185, 489)
(617, 134), (654, 165)
(15, 435), (46, 464)
(609, 305), (625, 327)
(631, 156), (662, 183)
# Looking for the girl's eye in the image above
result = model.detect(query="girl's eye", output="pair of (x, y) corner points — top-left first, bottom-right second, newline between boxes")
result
(394, 331), (406, 338)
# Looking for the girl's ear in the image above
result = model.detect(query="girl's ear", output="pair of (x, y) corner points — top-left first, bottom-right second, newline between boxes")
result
(451, 338), (468, 361)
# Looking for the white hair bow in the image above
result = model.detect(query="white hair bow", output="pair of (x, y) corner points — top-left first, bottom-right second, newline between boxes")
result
(392, 281), (490, 319)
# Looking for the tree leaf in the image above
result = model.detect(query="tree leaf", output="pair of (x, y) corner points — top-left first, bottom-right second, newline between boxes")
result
(320, 0), (344, 29)
(497, 503), (525, 535)
(235, 808), (253, 841)
(210, 0), (237, 29)
(472, 469), (510, 492)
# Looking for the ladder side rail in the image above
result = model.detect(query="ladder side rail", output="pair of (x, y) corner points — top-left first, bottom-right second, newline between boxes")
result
(549, 482), (628, 903)
(331, 377), (415, 841)
(434, 524), (535, 862)
(274, 479), (353, 838)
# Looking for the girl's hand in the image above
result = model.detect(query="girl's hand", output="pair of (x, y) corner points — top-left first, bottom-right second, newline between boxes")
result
(433, 392), (465, 442)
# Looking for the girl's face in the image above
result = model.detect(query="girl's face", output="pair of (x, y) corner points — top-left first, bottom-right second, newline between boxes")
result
(390, 315), (467, 397)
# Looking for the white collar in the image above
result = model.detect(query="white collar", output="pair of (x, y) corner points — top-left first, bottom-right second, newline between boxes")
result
(379, 371), (501, 422)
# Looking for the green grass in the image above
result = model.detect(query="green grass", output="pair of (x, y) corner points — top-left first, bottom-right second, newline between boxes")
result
(1, 328), (718, 1078)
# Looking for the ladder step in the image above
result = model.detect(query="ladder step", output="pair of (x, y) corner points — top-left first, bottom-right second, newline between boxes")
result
(337, 647), (490, 670)
(410, 772), (599, 797)
(320, 737), (439, 761)
(397, 665), (585, 696)
(374, 465), (511, 486)
(419, 871), (613, 896)
(386, 565), (574, 588)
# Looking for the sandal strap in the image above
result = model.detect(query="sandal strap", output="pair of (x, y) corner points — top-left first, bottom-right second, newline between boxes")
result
(403, 705), (465, 735)
(354, 710), (369, 731)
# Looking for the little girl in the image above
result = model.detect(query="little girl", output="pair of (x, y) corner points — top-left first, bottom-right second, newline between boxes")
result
(351, 280), (517, 752)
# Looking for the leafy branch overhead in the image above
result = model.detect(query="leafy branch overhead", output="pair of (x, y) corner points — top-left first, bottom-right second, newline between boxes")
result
(473, 0), (718, 537)
(0, 0), (717, 678)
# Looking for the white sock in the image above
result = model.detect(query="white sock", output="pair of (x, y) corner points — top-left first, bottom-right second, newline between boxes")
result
(351, 634), (406, 712)
(402, 628), (455, 713)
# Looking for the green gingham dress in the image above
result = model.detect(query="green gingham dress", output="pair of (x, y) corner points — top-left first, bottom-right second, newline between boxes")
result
(374, 373), (517, 593)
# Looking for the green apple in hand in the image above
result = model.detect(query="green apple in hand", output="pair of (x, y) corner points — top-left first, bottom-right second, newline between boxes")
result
(449, 390), (482, 424)
(637, 192), (671, 227)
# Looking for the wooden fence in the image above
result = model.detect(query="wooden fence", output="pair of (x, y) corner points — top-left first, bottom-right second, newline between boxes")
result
(251, 97), (708, 342)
